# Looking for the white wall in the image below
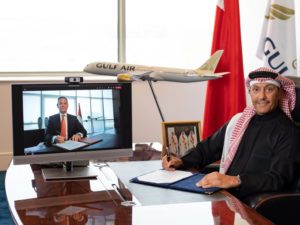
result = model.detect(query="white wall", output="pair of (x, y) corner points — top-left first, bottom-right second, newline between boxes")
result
(2, 0), (300, 170)
(133, 0), (268, 143)
(132, 81), (207, 142)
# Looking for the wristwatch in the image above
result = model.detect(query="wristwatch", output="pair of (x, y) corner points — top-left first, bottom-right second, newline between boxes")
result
(237, 175), (242, 185)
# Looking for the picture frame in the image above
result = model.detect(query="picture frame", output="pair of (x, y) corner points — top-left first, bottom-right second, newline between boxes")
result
(161, 121), (201, 157)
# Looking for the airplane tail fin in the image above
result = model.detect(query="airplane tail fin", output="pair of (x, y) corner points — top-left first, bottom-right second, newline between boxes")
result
(194, 50), (224, 74)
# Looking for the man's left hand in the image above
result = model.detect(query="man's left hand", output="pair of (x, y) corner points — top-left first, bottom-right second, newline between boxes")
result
(71, 134), (82, 142)
(196, 172), (240, 189)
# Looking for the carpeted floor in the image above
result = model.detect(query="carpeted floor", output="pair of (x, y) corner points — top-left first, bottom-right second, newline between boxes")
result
(0, 171), (15, 225)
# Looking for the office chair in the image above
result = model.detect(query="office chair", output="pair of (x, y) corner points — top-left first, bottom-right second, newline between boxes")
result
(38, 117), (42, 129)
(23, 129), (46, 148)
(44, 117), (49, 129)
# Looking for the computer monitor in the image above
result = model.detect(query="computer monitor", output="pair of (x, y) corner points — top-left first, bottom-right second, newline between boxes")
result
(11, 81), (133, 180)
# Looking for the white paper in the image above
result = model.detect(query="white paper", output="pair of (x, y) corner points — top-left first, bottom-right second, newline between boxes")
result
(55, 140), (86, 151)
(137, 170), (193, 184)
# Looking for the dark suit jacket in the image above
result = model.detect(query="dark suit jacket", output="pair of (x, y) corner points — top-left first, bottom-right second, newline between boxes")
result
(44, 113), (87, 146)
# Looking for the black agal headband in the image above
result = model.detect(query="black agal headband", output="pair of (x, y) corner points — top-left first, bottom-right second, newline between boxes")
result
(249, 70), (278, 79)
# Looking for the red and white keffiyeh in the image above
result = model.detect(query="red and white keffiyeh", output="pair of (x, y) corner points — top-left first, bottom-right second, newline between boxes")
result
(220, 67), (296, 174)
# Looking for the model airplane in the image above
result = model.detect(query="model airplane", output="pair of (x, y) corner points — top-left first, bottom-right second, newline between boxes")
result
(83, 50), (229, 82)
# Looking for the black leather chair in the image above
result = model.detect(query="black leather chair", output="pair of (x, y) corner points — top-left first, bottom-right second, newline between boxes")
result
(242, 190), (300, 225)
(24, 129), (46, 148)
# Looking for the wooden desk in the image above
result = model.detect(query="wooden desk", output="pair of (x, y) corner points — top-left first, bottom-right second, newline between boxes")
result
(6, 162), (274, 225)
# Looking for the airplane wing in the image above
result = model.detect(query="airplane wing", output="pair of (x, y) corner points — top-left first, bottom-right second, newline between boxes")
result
(117, 71), (153, 81)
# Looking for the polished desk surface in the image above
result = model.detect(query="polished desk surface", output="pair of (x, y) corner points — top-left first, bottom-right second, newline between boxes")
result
(5, 161), (274, 225)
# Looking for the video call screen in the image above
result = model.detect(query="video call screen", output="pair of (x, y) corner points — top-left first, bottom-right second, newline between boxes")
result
(12, 82), (132, 156)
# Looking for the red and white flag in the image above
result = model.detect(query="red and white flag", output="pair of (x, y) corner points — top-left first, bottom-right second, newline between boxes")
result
(77, 103), (83, 124)
(202, 0), (246, 139)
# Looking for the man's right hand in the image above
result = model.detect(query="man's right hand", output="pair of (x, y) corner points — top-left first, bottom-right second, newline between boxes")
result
(56, 136), (65, 143)
(162, 155), (183, 171)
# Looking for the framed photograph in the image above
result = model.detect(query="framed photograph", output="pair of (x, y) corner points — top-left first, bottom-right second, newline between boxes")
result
(162, 121), (201, 157)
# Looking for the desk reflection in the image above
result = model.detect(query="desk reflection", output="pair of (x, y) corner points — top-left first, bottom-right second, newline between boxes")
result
(133, 197), (273, 225)
(13, 165), (132, 225)
(6, 163), (273, 225)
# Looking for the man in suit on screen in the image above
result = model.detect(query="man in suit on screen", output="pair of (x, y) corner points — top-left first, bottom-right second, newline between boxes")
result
(45, 96), (87, 146)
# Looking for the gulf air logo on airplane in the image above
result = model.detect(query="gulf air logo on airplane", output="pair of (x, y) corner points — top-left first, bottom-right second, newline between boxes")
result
(265, 4), (295, 20)
(96, 63), (135, 72)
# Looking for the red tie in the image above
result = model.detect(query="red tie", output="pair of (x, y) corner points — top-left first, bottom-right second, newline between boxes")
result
(61, 114), (66, 140)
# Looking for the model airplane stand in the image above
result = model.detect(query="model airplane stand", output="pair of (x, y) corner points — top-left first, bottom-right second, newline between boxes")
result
(147, 80), (165, 122)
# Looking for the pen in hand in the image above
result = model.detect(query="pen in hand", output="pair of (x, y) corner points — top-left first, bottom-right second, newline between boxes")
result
(165, 147), (171, 162)
(165, 147), (175, 169)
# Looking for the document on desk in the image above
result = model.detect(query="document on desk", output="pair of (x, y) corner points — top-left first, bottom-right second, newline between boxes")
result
(54, 140), (87, 151)
(137, 170), (193, 184)
(131, 169), (220, 194)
